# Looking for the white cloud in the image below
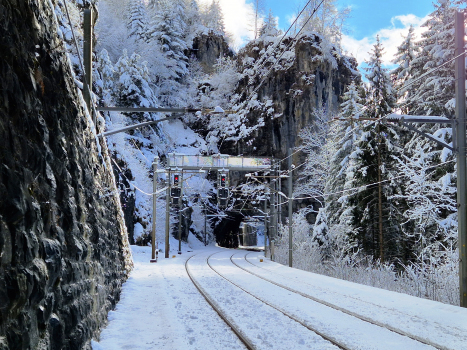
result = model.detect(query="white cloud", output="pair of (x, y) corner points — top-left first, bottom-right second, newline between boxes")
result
(342, 14), (430, 68)
(197, 0), (255, 49)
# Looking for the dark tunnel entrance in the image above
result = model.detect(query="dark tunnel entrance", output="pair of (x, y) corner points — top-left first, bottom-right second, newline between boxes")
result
(213, 212), (243, 248)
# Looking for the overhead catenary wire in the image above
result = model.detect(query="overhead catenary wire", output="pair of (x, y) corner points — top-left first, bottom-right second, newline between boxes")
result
(254, 159), (456, 206)
(111, 157), (167, 197)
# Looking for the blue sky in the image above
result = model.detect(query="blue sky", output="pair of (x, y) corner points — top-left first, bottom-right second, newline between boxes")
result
(265, 0), (436, 66)
(265, 0), (434, 40)
(208, 0), (438, 66)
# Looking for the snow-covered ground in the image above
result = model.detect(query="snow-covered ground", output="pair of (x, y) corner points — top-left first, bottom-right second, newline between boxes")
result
(92, 245), (467, 350)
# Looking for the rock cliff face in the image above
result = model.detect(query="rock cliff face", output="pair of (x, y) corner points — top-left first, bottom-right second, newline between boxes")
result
(0, 1), (132, 349)
(217, 35), (359, 222)
(224, 35), (359, 163)
(189, 33), (234, 73)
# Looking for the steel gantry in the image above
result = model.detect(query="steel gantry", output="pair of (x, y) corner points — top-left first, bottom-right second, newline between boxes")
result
(153, 153), (275, 259)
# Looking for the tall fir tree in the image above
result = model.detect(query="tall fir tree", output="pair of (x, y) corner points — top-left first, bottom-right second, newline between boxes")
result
(146, 0), (188, 105)
(113, 50), (158, 122)
(347, 37), (404, 262)
(205, 0), (225, 35)
(259, 9), (280, 38)
(394, 0), (458, 265)
(127, 0), (149, 42)
(391, 25), (418, 114)
(404, 0), (457, 116)
(325, 81), (364, 228)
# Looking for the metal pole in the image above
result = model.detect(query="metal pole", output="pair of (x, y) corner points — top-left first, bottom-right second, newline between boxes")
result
(204, 202), (207, 246)
(264, 199), (268, 257)
(178, 209), (182, 254)
(165, 170), (171, 258)
(455, 11), (467, 308)
(178, 172), (183, 254)
(288, 148), (293, 267)
(278, 162), (282, 226)
(270, 166), (276, 261)
(83, 9), (93, 123)
(151, 156), (159, 262)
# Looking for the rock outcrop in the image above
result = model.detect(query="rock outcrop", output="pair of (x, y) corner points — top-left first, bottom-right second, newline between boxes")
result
(0, 1), (132, 349)
(224, 35), (359, 163)
(217, 35), (359, 222)
(189, 33), (234, 73)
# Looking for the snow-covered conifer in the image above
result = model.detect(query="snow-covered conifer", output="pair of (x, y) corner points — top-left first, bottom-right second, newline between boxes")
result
(127, 0), (149, 42)
(299, 0), (350, 46)
(113, 50), (157, 122)
(203, 0), (225, 35)
(147, 0), (188, 81)
(96, 49), (115, 103)
(346, 37), (404, 262)
(324, 81), (363, 227)
(391, 25), (418, 114)
(259, 9), (280, 38)
(405, 0), (456, 116)
(312, 208), (329, 248)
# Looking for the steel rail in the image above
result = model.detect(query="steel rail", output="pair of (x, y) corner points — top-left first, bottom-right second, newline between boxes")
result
(238, 252), (447, 350)
(184, 254), (255, 350)
(205, 252), (349, 350)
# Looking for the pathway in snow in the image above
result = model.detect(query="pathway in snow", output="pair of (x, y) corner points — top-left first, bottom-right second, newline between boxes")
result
(92, 246), (467, 350)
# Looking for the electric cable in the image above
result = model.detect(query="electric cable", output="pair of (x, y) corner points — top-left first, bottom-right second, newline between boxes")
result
(111, 157), (167, 197)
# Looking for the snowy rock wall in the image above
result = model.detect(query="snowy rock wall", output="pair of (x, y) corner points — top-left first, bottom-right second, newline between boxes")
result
(227, 35), (358, 162)
(189, 33), (234, 73)
(0, 1), (132, 349)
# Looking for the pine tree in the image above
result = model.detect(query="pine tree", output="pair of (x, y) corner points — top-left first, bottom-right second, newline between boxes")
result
(347, 37), (403, 262)
(299, 0), (350, 47)
(312, 208), (329, 248)
(186, 0), (201, 30)
(392, 143), (457, 264)
(391, 25), (418, 114)
(205, 0), (225, 35)
(259, 9), (280, 38)
(147, 0), (188, 81)
(405, 0), (457, 116)
(325, 81), (364, 227)
(96, 49), (115, 103)
(127, 0), (149, 42)
(394, 0), (458, 264)
(113, 50), (157, 122)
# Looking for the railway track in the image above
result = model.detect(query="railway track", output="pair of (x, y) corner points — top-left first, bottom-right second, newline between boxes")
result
(230, 251), (449, 350)
(185, 254), (255, 350)
(240, 251), (467, 350)
(185, 250), (442, 350)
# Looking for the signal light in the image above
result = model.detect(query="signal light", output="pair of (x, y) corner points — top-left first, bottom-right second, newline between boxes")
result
(173, 174), (180, 186)
(220, 174), (227, 187)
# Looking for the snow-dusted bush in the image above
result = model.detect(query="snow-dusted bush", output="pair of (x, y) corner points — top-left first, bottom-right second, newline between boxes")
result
(274, 221), (459, 305)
